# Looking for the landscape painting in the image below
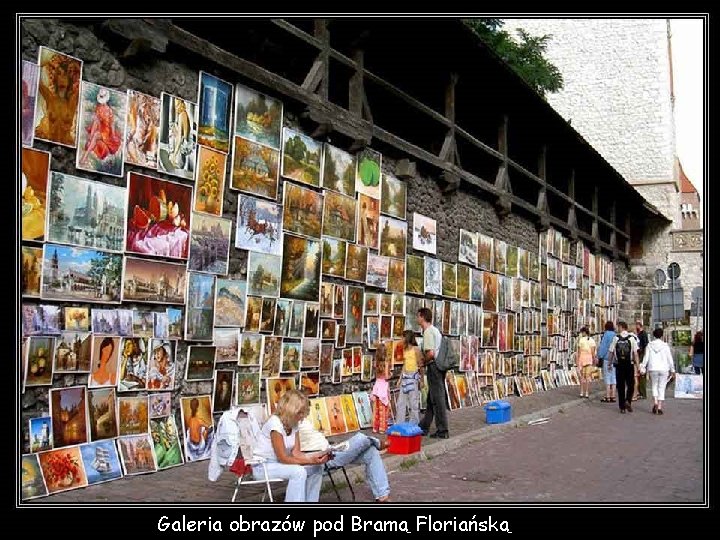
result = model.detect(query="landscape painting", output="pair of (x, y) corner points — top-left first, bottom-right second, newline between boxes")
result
(234, 83), (283, 150)
(247, 252), (282, 297)
(322, 143), (355, 196)
(230, 137), (280, 200)
(478, 234), (493, 271)
(506, 245), (519, 278)
(387, 258), (406, 294)
(355, 148), (381, 199)
(197, 71), (233, 153)
(122, 256), (187, 305)
(47, 172), (127, 252)
(282, 181), (324, 239)
(158, 92), (197, 181)
(126, 172), (192, 260)
(457, 264), (471, 301)
(366, 254), (389, 289)
(236, 370), (261, 405)
(405, 254), (425, 295)
(41, 244), (122, 304)
(21, 147), (50, 242)
(214, 328), (240, 363)
(280, 234), (321, 303)
(117, 434), (157, 475)
(214, 278), (246, 327)
(21, 454), (48, 501)
(87, 388), (118, 441)
(380, 172), (406, 219)
(193, 145), (227, 216)
(235, 194), (282, 256)
(345, 244), (368, 283)
(322, 237), (347, 278)
(239, 333), (263, 366)
(412, 213), (436, 254)
(442, 262), (457, 298)
(188, 213), (232, 275)
(379, 216), (407, 259)
(322, 191), (356, 242)
(281, 127), (322, 187)
(356, 193), (380, 249)
(494, 240), (507, 275)
(185, 345), (216, 381)
(458, 229), (478, 267)
(424, 257), (442, 296)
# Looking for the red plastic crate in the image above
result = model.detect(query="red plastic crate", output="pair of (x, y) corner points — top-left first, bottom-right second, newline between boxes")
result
(387, 434), (422, 455)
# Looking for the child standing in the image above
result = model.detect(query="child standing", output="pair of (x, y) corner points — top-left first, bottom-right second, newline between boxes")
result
(371, 344), (390, 433)
(396, 330), (423, 424)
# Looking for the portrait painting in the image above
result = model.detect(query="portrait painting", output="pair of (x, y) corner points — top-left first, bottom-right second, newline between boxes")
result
(50, 385), (88, 448)
(424, 257), (442, 296)
(352, 345), (363, 374)
(322, 143), (355, 196)
(87, 387), (118, 442)
(380, 315), (393, 341)
(498, 314), (508, 352)
(289, 300), (305, 338)
(354, 147), (381, 199)
(379, 216), (407, 260)
(458, 229), (478, 267)
(197, 71), (233, 154)
(147, 339), (176, 391)
(24, 336), (55, 387)
(482, 271), (498, 312)
(341, 348), (353, 377)
(149, 393), (172, 418)
(482, 312), (499, 348)
(274, 299), (293, 337)
(149, 415), (184, 470)
(366, 253), (389, 289)
(180, 395), (215, 462)
(261, 336), (282, 378)
(117, 337), (148, 392)
(21, 147), (50, 242)
(22, 60), (39, 147)
(158, 92), (197, 181)
(167, 308), (184, 340)
(41, 244), (122, 304)
(505, 245), (518, 278)
(301, 338), (321, 369)
(122, 257), (187, 305)
(281, 127), (322, 187)
(478, 234), (493, 271)
(185, 272), (216, 341)
(214, 279), (246, 328)
(356, 193), (380, 249)
(212, 370), (235, 413)
(364, 292), (379, 316)
(21, 454), (48, 501)
(441, 301), (451, 335)
(193, 145), (227, 216)
(392, 316), (406, 339)
(235, 194), (282, 256)
(281, 341), (301, 373)
(322, 190), (356, 242)
(308, 398), (331, 436)
(29, 416), (53, 453)
(457, 264), (470, 301)
(76, 81), (127, 177)
(185, 345), (217, 381)
(320, 282), (334, 318)
(280, 234), (321, 302)
(87, 336), (120, 388)
(214, 328), (240, 363)
(300, 371), (320, 397)
(230, 136), (280, 200)
(303, 302), (320, 338)
(266, 377), (297, 416)
(236, 370), (262, 405)
(320, 342), (334, 375)
(126, 172), (192, 260)
(322, 237), (347, 278)
(494, 240), (507, 275)
(339, 394), (360, 432)
(345, 244), (368, 283)
(125, 90), (160, 169)
(336, 324), (347, 349)
(442, 262), (457, 298)
(366, 316), (380, 349)
(387, 258), (406, 294)
(392, 293), (405, 316)
(345, 286), (364, 344)
(333, 286), (346, 320)
(117, 434), (157, 475)
(282, 181), (323, 239)
(38, 446), (88, 495)
(351, 391), (372, 428)
(331, 358), (342, 384)
(325, 396), (348, 435)
(234, 83), (282, 150)
(34, 47), (83, 148)
(47, 172), (127, 251)
(247, 252), (282, 297)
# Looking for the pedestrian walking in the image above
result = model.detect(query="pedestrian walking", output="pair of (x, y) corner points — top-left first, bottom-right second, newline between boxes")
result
(597, 321), (617, 403)
(634, 321), (649, 400)
(690, 331), (704, 375)
(640, 327), (676, 414)
(609, 321), (640, 414)
(395, 330), (424, 425)
(417, 307), (449, 439)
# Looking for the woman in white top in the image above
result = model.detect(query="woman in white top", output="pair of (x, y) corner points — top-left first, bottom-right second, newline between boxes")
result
(252, 390), (329, 502)
(639, 327), (676, 415)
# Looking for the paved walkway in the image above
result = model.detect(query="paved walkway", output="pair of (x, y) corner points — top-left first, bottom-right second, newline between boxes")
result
(29, 382), (703, 503)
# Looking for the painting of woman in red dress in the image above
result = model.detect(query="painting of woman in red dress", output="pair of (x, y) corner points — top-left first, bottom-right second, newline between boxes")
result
(76, 82), (127, 177)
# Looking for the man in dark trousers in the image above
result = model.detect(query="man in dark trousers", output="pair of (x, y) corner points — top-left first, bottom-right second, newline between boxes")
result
(609, 321), (640, 413)
(634, 321), (649, 400)
(416, 308), (449, 439)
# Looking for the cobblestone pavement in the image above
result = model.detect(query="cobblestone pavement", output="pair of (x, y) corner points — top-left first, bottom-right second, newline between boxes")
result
(29, 382), (703, 504)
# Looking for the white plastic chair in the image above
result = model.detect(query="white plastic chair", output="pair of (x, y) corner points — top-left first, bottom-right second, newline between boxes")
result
(230, 407), (286, 503)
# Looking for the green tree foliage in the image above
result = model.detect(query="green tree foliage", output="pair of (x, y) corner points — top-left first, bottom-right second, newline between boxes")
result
(464, 19), (564, 98)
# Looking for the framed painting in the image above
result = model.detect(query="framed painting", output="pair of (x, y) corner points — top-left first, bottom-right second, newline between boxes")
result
(345, 286), (364, 344)
(320, 343), (334, 375)
(230, 136), (280, 200)
(197, 71), (233, 154)
(364, 292), (380, 316)
(214, 328), (240, 363)
(424, 257), (442, 296)
(303, 303), (319, 338)
(76, 81), (127, 177)
(214, 278), (247, 327)
(288, 301), (305, 338)
(281, 127), (322, 187)
(185, 272), (216, 341)
(309, 398), (331, 436)
(158, 92), (197, 181)
(239, 333), (264, 366)
(247, 252), (282, 297)
(122, 256), (187, 305)
(188, 214), (232, 274)
(117, 337), (148, 392)
(29, 416), (53, 453)
(185, 345), (216, 381)
(126, 172), (192, 260)
(300, 370), (320, 397)
(117, 434), (157, 475)
(478, 234), (493, 271)
(149, 393), (172, 418)
(380, 172), (406, 220)
(387, 258), (406, 294)
(125, 90), (160, 169)
(405, 254), (424, 295)
(118, 395), (149, 436)
(457, 264), (470, 301)
(55, 319), (89, 361)
(88, 336), (120, 388)
(354, 147), (381, 199)
(179, 395), (215, 462)
(24, 336), (55, 388)
(283, 181), (324, 239)
(21, 147), (50, 242)
(366, 253), (389, 289)
(442, 262), (457, 298)
(280, 234), (321, 303)
(458, 229), (478, 267)
(38, 446), (88, 494)
(234, 83), (283, 150)
(345, 244), (368, 283)
(50, 386), (88, 448)
(379, 216), (407, 259)
(149, 415), (184, 470)
(322, 143), (355, 196)
(235, 194), (282, 256)
(412, 213), (437, 255)
(260, 297), (277, 333)
(147, 339), (176, 391)
(322, 190), (356, 242)
(356, 193), (380, 249)
(21, 454), (48, 501)
(301, 338), (321, 369)
(22, 60), (39, 147)
(236, 369), (262, 405)
(193, 145), (227, 216)
(322, 237), (347, 278)
(320, 282), (334, 318)
(331, 358), (342, 384)
(333, 286), (346, 320)
(266, 377), (297, 415)
(261, 336), (282, 378)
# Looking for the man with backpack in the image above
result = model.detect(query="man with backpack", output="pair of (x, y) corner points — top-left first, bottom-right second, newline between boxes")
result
(609, 321), (640, 414)
(417, 307), (450, 439)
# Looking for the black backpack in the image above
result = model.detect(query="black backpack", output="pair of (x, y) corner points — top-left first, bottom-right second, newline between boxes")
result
(614, 336), (632, 365)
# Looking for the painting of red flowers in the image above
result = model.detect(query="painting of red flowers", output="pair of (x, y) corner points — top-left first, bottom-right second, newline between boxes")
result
(37, 446), (88, 494)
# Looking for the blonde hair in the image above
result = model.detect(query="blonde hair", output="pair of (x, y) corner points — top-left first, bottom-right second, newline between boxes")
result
(276, 389), (309, 430)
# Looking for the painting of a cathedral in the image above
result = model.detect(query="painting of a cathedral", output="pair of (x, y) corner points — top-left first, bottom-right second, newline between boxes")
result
(122, 256), (187, 305)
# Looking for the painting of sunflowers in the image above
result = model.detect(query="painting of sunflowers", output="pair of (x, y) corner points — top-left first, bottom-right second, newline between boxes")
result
(194, 145), (227, 216)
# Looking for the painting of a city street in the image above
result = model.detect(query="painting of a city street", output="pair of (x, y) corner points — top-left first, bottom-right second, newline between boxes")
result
(91, 309), (133, 336)
(122, 257), (187, 305)
(188, 213), (231, 275)
(41, 244), (122, 304)
(46, 172), (126, 251)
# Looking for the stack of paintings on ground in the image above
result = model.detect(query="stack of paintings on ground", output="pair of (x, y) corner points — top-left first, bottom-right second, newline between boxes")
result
(20, 45), (620, 500)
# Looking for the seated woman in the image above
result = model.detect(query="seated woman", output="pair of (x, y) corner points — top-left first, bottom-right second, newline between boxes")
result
(252, 390), (328, 502)
(298, 417), (391, 502)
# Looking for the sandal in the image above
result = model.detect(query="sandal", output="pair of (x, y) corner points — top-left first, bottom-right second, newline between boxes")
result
(600, 397), (612, 403)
